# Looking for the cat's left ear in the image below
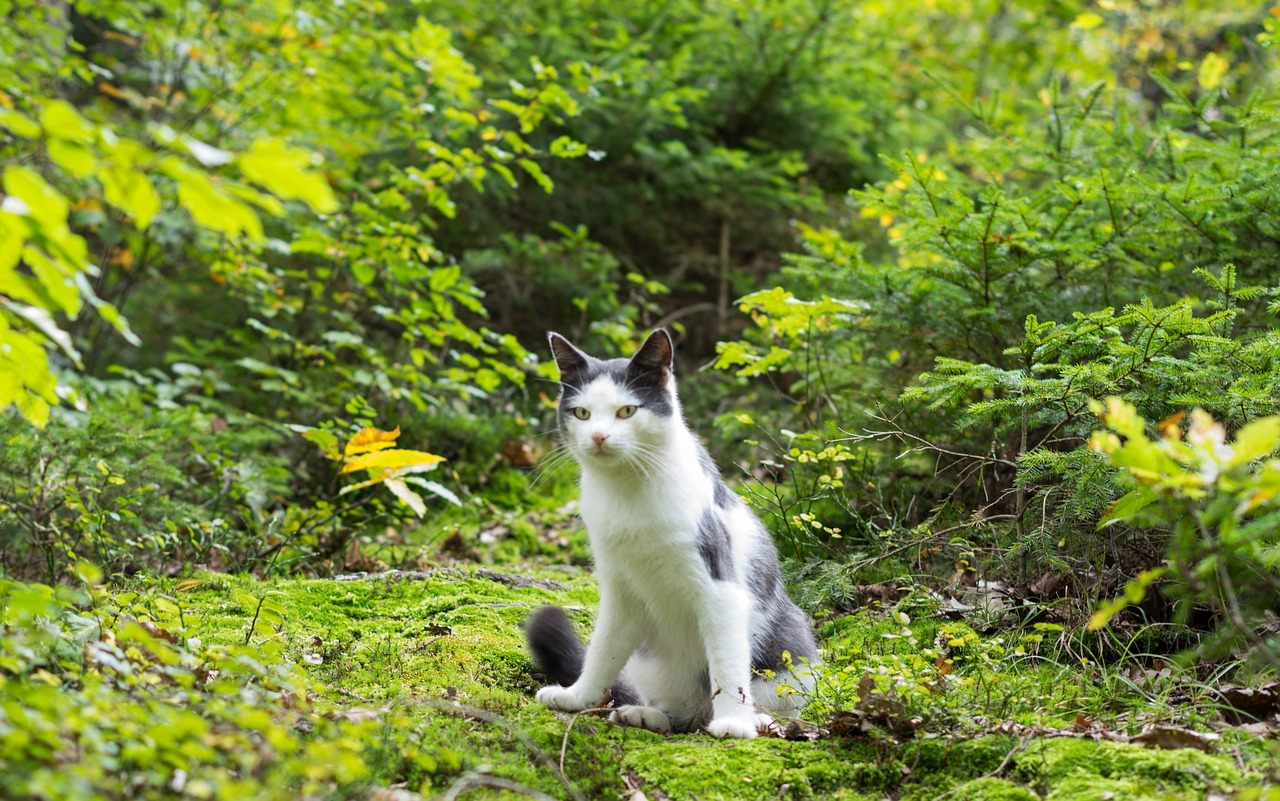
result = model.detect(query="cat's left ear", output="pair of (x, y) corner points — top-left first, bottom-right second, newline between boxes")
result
(548, 332), (591, 386)
(631, 329), (674, 375)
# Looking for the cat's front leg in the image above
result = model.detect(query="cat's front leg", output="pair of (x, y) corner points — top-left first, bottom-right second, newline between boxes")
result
(699, 584), (761, 739)
(537, 589), (644, 712)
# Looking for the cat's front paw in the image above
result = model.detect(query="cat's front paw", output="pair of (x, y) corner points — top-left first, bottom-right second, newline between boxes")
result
(610, 705), (672, 733)
(536, 684), (599, 712)
(707, 715), (760, 739)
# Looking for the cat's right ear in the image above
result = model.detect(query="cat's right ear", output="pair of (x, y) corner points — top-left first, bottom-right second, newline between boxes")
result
(548, 332), (590, 386)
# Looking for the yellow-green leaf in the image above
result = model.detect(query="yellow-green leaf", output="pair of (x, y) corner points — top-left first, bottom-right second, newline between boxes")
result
(40, 99), (94, 143)
(100, 167), (161, 229)
(4, 165), (70, 230)
(47, 140), (97, 178)
(1198, 52), (1229, 91)
(0, 108), (41, 139)
(173, 169), (263, 240)
(1097, 487), (1157, 529)
(1228, 416), (1280, 468)
(237, 139), (337, 214)
(1072, 12), (1104, 30)
(23, 246), (81, 316)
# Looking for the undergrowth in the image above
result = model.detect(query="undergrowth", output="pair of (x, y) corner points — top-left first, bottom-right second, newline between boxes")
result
(2, 564), (1276, 800)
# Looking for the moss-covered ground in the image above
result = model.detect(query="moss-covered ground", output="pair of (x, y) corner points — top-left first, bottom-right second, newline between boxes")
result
(154, 567), (1277, 800)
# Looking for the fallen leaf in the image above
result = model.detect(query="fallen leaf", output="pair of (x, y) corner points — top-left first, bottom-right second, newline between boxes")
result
(1131, 725), (1219, 752)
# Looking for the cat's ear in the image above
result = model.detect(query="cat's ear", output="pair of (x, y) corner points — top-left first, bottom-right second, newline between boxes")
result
(631, 329), (674, 375)
(548, 332), (590, 385)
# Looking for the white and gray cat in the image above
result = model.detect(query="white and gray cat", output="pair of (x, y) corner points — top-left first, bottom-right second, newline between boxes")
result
(526, 329), (818, 739)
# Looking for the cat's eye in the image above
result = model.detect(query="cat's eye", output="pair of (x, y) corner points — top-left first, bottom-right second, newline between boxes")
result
(572, 407), (591, 420)
(617, 405), (638, 419)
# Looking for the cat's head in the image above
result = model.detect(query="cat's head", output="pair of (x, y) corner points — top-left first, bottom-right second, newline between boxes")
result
(547, 330), (678, 471)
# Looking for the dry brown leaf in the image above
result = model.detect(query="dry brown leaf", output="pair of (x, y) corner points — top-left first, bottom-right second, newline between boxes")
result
(1131, 725), (1219, 752)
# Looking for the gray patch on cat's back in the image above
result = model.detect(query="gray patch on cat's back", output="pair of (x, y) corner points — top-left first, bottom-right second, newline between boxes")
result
(746, 545), (780, 599)
(696, 508), (734, 582)
(712, 479), (733, 508)
(695, 443), (734, 508)
(750, 601), (820, 674)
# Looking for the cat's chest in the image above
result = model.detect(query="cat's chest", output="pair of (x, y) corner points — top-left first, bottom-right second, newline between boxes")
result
(580, 462), (708, 524)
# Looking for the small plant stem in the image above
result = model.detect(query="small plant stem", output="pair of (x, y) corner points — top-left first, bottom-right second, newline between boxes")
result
(1191, 507), (1280, 671)
(559, 708), (611, 775)
(443, 773), (561, 801)
(243, 595), (264, 646)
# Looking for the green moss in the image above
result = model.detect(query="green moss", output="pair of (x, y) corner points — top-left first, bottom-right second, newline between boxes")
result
(148, 569), (1266, 801)
(1015, 739), (1241, 801)
(950, 778), (1040, 801)
(483, 468), (533, 509)
(624, 737), (886, 800)
(897, 739), (1019, 801)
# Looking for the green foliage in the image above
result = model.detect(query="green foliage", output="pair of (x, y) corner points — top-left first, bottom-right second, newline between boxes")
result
(712, 4), (1280, 597)
(0, 0), (607, 577)
(1090, 399), (1280, 669)
(0, 390), (288, 580)
(0, 576), (348, 800)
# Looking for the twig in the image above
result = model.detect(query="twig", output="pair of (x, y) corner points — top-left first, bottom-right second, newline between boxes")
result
(443, 773), (561, 801)
(837, 426), (1019, 469)
(560, 708), (613, 774)
(411, 698), (587, 801)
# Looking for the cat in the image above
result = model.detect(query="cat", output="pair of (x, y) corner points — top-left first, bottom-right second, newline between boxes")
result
(526, 329), (819, 739)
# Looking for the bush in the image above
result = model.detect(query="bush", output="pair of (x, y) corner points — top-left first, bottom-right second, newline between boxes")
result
(713, 56), (1280, 593)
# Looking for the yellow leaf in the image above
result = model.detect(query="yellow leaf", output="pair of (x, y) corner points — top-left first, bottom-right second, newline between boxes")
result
(345, 426), (401, 457)
(1198, 52), (1229, 91)
(1072, 12), (1104, 30)
(341, 448), (445, 475)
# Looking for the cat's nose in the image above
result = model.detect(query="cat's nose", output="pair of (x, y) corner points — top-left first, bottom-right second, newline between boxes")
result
(591, 432), (609, 447)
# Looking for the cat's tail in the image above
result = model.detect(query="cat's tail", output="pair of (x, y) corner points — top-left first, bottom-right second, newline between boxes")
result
(525, 606), (639, 705)
(525, 606), (586, 687)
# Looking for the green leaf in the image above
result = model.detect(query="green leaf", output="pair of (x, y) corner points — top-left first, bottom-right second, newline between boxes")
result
(0, 108), (41, 139)
(517, 159), (553, 193)
(4, 165), (70, 230)
(548, 135), (587, 158)
(100, 167), (160, 228)
(0, 299), (82, 366)
(289, 424), (340, 457)
(47, 140), (97, 178)
(1097, 487), (1158, 529)
(1228, 417), (1280, 467)
(237, 139), (337, 214)
(40, 99), (94, 143)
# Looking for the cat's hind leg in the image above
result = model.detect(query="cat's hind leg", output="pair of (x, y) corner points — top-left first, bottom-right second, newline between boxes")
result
(622, 651), (713, 734)
(751, 667), (816, 723)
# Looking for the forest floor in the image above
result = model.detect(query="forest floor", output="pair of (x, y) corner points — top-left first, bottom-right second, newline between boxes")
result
(164, 565), (1276, 800)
